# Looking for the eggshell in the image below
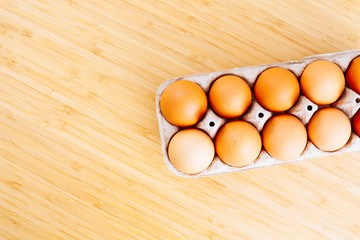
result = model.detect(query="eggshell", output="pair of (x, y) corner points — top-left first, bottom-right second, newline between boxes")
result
(307, 108), (351, 152)
(215, 121), (261, 167)
(262, 114), (307, 161)
(346, 56), (360, 95)
(209, 75), (252, 118)
(352, 108), (360, 137)
(160, 80), (207, 127)
(168, 129), (214, 174)
(300, 60), (345, 105)
(254, 67), (300, 112)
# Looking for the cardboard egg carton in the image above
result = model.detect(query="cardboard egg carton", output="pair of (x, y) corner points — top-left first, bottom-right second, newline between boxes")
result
(156, 49), (360, 178)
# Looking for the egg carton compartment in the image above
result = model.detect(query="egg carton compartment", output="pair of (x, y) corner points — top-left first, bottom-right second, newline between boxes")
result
(156, 49), (360, 178)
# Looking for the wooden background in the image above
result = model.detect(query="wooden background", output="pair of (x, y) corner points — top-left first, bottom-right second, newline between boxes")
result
(0, 0), (360, 239)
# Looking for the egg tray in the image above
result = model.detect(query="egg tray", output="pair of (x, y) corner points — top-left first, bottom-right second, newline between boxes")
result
(156, 49), (360, 178)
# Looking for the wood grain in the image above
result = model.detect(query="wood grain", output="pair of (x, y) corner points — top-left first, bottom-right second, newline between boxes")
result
(0, 0), (360, 239)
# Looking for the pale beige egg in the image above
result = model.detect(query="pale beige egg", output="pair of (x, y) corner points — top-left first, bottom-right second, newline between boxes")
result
(168, 129), (214, 174)
(300, 60), (345, 105)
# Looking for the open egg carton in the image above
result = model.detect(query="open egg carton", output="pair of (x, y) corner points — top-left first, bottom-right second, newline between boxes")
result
(156, 49), (360, 178)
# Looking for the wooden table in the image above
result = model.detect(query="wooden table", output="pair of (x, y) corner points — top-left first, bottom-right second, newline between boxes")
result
(0, 1), (360, 239)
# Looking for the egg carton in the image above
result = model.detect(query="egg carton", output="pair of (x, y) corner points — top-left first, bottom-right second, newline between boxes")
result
(156, 49), (360, 178)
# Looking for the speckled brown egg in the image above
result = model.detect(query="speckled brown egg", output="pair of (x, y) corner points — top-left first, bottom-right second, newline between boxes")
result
(215, 121), (261, 167)
(262, 114), (307, 161)
(346, 56), (360, 95)
(209, 75), (252, 118)
(307, 108), (351, 152)
(160, 80), (207, 127)
(254, 67), (300, 112)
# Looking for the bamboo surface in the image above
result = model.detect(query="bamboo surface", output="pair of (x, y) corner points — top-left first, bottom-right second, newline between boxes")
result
(0, 0), (360, 239)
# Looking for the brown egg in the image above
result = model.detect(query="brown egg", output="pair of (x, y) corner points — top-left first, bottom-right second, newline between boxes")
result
(346, 56), (360, 95)
(215, 121), (261, 167)
(262, 114), (307, 161)
(168, 129), (214, 174)
(209, 75), (252, 118)
(300, 60), (345, 105)
(254, 67), (300, 112)
(307, 108), (351, 152)
(160, 80), (207, 127)
(352, 108), (360, 137)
